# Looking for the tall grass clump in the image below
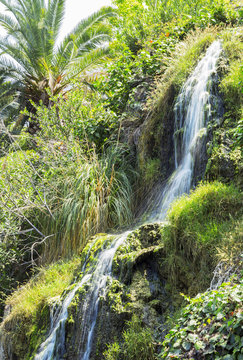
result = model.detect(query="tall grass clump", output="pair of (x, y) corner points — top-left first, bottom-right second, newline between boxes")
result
(37, 143), (135, 262)
(162, 182), (242, 296)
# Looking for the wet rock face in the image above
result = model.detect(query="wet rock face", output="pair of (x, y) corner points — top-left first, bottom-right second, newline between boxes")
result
(64, 285), (89, 360)
(64, 224), (170, 360)
(90, 251), (168, 359)
(139, 84), (176, 181)
(206, 141), (243, 187)
(193, 70), (224, 186)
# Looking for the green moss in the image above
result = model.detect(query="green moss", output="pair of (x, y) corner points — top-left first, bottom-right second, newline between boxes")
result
(106, 279), (130, 313)
(78, 233), (115, 275)
(162, 182), (243, 297)
(143, 158), (161, 188)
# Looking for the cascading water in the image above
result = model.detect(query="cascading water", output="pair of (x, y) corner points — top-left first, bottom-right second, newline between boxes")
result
(77, 231), (130, 360)
(0, 40), (222, 360)
(150, 40), (222, 220)
(33, 241), (95, 360)
(33, 232), (130, 360)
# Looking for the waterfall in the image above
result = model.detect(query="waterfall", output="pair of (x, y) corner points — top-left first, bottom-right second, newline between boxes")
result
(33, 232), (130, 360)
(150, 40), (222, 220)
(1, 40), (221, 360)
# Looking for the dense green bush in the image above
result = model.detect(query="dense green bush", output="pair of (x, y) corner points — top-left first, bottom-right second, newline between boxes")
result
(95, 0), (241, 116)
(159, 278), (243, 359)
(95, 37), (176, 114)
(113, 0), (239, 52)
(30, 85), (118, 150)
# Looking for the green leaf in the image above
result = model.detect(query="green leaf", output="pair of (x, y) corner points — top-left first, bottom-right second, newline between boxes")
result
(210, 334), (221, 343)
(216, 312), (224, 320)
(187, 333), (198, 343)
(173, 340), (181, 348)
(195, 340), (205, 350)
(182, 341), (191, 351)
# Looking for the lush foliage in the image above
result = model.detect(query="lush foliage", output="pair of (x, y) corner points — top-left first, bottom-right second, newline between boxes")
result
(0, 140), (135, 264)
(95, 37), (176, 114)
(159, 278), (243, 359)
(104, 315), (155, 360)
(31, 84), (118, 149)
(0, 1), (242, 358)
(94, 0), (240, 116)
(163, 182), (243, 295)
(113, 0), (239, 53)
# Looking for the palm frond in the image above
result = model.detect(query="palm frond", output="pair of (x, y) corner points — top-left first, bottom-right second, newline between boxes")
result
(46, 0), (65, 44)
(0, 0), (114, 121)
(64, 46), (110, 84)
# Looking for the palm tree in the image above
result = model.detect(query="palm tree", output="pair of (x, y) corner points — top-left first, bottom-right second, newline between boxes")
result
(0, 0), (114, 130)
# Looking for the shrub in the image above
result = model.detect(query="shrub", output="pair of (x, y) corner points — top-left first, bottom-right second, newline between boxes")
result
(159, 277), (243, 359)
(31, 85), (118, 150)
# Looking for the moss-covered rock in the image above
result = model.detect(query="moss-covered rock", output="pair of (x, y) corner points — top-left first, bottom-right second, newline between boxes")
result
(0, 256), (82, 360)
(0, 301), (51, 360)
(205, 28), (243, 188)
(82, 224), (170, 360)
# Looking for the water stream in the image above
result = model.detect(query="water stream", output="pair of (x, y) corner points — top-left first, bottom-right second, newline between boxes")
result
(0, 40), (222, 360)
(150, 40), (222, 220)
